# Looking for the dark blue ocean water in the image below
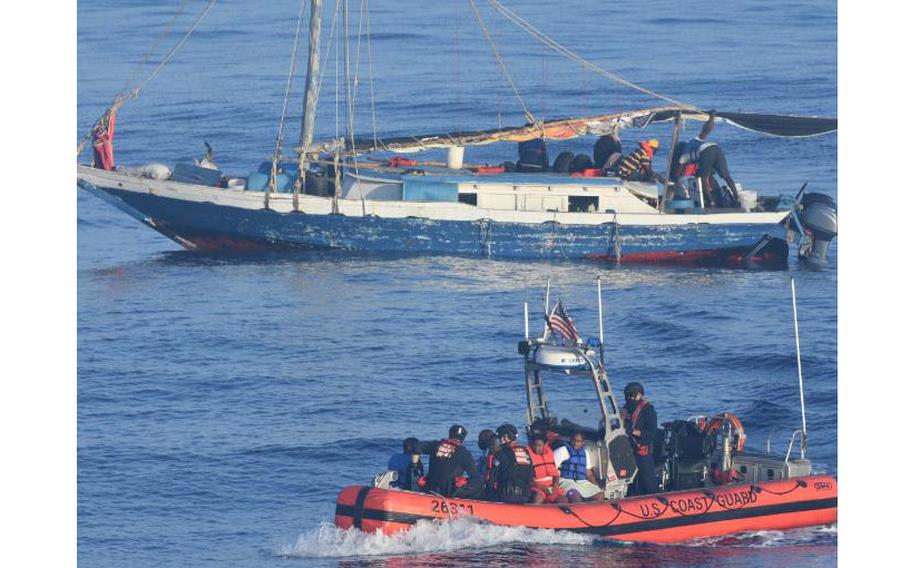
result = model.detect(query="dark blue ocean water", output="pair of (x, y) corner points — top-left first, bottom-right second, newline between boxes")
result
(78, 1), (837, 566)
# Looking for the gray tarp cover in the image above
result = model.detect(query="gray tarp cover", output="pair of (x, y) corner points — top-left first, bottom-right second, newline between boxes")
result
(647, 110), (837, 138)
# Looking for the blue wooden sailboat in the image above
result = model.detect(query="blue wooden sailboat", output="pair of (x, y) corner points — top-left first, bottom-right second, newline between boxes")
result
(77, 1), (837, 264)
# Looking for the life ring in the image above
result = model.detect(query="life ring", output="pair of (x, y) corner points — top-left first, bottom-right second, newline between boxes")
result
(705, 412), (746, 454)
(472, 165), (505, 174)
(388, 156), (418, 167)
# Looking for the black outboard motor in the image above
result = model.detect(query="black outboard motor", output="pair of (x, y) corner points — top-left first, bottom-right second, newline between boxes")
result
(792, 192), (838, 264)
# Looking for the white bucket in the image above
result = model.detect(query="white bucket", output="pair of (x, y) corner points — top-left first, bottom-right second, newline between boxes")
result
(226, 177), (247, 191)
(447, 146), (465, 170)
(738, 188), (758, 211)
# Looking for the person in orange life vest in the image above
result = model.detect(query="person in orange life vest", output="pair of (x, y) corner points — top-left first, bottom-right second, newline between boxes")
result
(423, 424), (481, 498)
(617, 139), (666, 183)
(622, 382), (659, 495)
(493, 423), (534, 504)
(677, 110), (741, 208)
(553, 431), (605, 503)
(527, 433), (568, 504)
(476, 429), (501, 499)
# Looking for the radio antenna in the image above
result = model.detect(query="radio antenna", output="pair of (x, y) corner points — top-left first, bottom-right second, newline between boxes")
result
(597, 276), (606, 363)
(790, 277), (808, 458)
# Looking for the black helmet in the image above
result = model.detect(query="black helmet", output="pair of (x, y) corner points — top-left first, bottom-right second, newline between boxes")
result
(449, 424), (467, 441)
(496, 423), (519, 440)
(624, 382), (645, 399)
(477, 429), (496, 451)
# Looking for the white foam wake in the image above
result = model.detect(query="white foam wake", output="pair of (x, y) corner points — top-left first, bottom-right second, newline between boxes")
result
(278, 518), (595, 558)
(682, 523), (838, 548)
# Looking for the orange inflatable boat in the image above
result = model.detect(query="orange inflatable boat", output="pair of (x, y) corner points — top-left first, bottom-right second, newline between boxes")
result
(335, 281), (836, 543)
(336, 475), (836, 542)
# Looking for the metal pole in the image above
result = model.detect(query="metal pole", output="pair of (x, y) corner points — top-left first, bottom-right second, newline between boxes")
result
(524, 301), (529, 340)
(790, 277), (808, 458)
(664, 112), (683, 211)
(597, 275), (605, 346)
(542, 279), (551, 338)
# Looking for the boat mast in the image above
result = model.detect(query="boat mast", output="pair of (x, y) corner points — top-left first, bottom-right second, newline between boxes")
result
(294, 0), (324, 209)
(660, 111), (683, 212)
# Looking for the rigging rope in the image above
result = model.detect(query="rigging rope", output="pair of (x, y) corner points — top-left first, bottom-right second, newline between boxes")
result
(266, 0), (308, 201)
(364, 0), (379, 147)
(468, 0), (536, 125)
(486, 0), (699, 110)
(76, 0), (219, 157)
(116, 0), (189, 100)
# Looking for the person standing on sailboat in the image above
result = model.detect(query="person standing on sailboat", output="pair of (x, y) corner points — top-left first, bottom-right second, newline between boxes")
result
(678, 111), (742, 208)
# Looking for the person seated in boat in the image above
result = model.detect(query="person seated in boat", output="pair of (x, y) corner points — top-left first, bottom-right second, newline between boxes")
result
(617, 139), (666, 183)
(529, 417), (563, 449)
(387, 437), (424, 490)
(527, 433), (568, 504)
(422, 424), (482, 499)
(553, 431), (605, 503)
(622, 382), (659, 496)
(677, 110), (741, 208)
(492, 423), (534, 504)
(593, 133), (623, 171)
(476, 429), (501, 500)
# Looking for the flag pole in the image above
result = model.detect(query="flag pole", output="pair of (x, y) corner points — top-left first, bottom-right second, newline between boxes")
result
(524, 301), (530, 340)
(597, 276), (605, 363)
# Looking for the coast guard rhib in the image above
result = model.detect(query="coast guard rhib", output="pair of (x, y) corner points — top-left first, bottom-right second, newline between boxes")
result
(334, 279), (837, 542)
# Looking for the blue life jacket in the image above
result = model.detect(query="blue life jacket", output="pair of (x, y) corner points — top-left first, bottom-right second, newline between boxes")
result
(388, 453), (411, 488)
(560, 446), (588, 480)
(681, 138), (717, 165)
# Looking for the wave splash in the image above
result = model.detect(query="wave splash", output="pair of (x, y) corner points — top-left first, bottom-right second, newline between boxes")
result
(278, 518), (595, 558)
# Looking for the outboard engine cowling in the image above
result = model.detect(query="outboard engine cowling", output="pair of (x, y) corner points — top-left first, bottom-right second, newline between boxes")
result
(794, 192), (837, 263)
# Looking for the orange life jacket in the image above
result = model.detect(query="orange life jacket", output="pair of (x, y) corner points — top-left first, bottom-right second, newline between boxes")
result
(528, 445), (559, 487)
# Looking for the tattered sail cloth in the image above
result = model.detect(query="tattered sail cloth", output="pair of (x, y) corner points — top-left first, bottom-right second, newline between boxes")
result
(317, 106), (837, 157)
(92, 108), (117, 171)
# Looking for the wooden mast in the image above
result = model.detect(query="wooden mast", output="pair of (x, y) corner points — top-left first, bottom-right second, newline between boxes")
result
(660, 111), (683, 211)
(294, 0), (324, 211)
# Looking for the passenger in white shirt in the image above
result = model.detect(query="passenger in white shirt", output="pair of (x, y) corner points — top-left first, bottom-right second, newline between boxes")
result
(552, 431), (605, 503)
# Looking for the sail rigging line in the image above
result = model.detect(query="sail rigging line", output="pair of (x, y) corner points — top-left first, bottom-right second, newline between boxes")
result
(265, 0), (308, 209)
(468, 0), (536, 125)
(342, 0), (361, 174)
(116, 0), (190, 101)
(486, 0), (699, 110)
(76, 0), (219, 157)
(364, 0), (379, 148)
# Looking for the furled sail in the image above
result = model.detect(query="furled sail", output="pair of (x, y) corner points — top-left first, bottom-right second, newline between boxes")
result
(310, 106), (836, 156)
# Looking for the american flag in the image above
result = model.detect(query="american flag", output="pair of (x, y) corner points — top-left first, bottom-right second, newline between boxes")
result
(547, 301), (580, 343)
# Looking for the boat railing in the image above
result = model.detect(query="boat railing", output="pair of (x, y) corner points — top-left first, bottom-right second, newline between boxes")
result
(784, 429), (807, 463)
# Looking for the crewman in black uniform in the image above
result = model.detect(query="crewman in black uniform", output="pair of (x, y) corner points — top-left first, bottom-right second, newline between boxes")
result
(423, 424), (481, 498)
(492, 423), (534, 503)
(622, 382), (659, 495)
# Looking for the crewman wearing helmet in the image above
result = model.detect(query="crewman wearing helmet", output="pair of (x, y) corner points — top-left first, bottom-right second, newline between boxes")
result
(622, 382), (659, 495)
(617, 139), (664, 182)
(492, 423), (534, 503)
(423, 424), (481, 498)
